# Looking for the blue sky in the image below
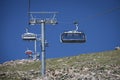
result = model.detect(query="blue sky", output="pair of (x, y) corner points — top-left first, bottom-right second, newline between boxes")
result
(0, 0), (120, 63)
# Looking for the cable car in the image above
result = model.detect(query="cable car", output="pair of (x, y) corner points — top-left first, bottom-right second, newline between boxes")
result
(61, 31), (86, 43)
(22, 28), (37, 40)
(60, 22), (86, 43)
(22, 32), (37, 40)
(25, 50), (33, 55)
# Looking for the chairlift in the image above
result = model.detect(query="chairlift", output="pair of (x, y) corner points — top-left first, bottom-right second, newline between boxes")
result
(60, 22), (86, 43)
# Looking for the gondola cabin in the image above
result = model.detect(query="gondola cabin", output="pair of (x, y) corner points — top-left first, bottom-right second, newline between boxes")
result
(22, 32), (37, 40)
(25, 50), (33, 55)
(61, 31), (86, 43)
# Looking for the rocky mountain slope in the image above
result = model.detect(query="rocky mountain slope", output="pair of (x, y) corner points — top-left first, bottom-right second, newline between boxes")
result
(0, 50), (120, 80)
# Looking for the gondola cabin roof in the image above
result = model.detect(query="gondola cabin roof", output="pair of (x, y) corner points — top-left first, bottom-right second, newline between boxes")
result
(22, 32), (37, 40)
(61, 31), (86, 43)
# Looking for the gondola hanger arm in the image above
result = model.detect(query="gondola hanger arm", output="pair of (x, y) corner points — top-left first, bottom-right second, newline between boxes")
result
(74, 21), (79, 31)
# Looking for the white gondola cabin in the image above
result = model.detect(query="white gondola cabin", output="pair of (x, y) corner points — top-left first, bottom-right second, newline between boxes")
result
(61, 31), (86, 43)
(60, 22), (86, 43)
(22, 32), (37, 40)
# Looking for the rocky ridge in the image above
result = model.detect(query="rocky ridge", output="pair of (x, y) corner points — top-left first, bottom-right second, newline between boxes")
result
(0, 50), (120, 80)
